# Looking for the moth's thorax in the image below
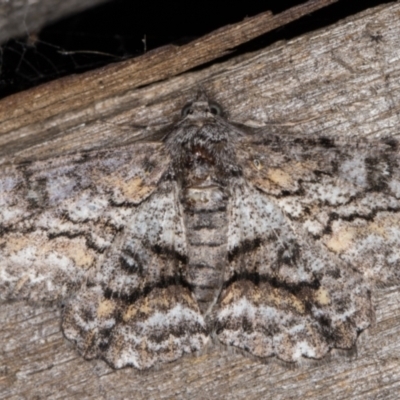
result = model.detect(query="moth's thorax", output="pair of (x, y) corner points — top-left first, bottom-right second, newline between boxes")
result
(169, 121), (240, 191)
(182, 143), (220, 189)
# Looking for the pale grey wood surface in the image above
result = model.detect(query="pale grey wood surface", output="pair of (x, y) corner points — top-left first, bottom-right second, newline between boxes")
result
(1, 2), (400, 399)
(0, 0), (110, 44)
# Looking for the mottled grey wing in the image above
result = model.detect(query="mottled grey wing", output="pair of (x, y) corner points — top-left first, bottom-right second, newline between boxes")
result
(239, 133), (400, 285)
(0, 143), (168, 302)
(215, 133), (400, 363)
(62, 180), (208, 369)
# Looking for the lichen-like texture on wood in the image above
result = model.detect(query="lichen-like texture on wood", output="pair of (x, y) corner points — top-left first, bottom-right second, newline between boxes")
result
(1, 2), (400, 400)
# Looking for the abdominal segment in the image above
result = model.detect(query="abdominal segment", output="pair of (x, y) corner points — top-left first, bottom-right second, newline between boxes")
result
(183, 186), (228, 316)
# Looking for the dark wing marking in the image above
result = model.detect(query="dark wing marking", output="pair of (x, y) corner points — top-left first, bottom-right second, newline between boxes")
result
(215, 180), (372, 362)
(0, 143), (169, 302)
(238, 133), (400, 285)
(62, 181), (207, 369)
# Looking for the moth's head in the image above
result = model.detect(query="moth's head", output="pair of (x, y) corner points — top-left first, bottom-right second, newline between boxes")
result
(181, 92), (224, 120)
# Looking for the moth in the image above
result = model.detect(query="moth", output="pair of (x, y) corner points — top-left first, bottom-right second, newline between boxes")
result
(1, 92), (400, 369)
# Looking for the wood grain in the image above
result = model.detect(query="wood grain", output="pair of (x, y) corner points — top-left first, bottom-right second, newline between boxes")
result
(1, 1), (400, 399)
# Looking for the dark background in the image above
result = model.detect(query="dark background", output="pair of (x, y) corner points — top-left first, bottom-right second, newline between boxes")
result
(0, 0), (393, 100)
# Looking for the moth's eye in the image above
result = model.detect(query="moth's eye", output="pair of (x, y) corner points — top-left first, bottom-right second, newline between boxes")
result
(209, 103), (223, 116)
(181, 103), (193, 117)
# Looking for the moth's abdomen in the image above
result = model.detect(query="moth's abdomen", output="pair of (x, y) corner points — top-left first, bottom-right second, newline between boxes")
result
(183, 186), (228, 316)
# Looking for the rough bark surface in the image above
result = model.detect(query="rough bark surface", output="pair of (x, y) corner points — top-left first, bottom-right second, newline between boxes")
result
(1, 2), (400, 399)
